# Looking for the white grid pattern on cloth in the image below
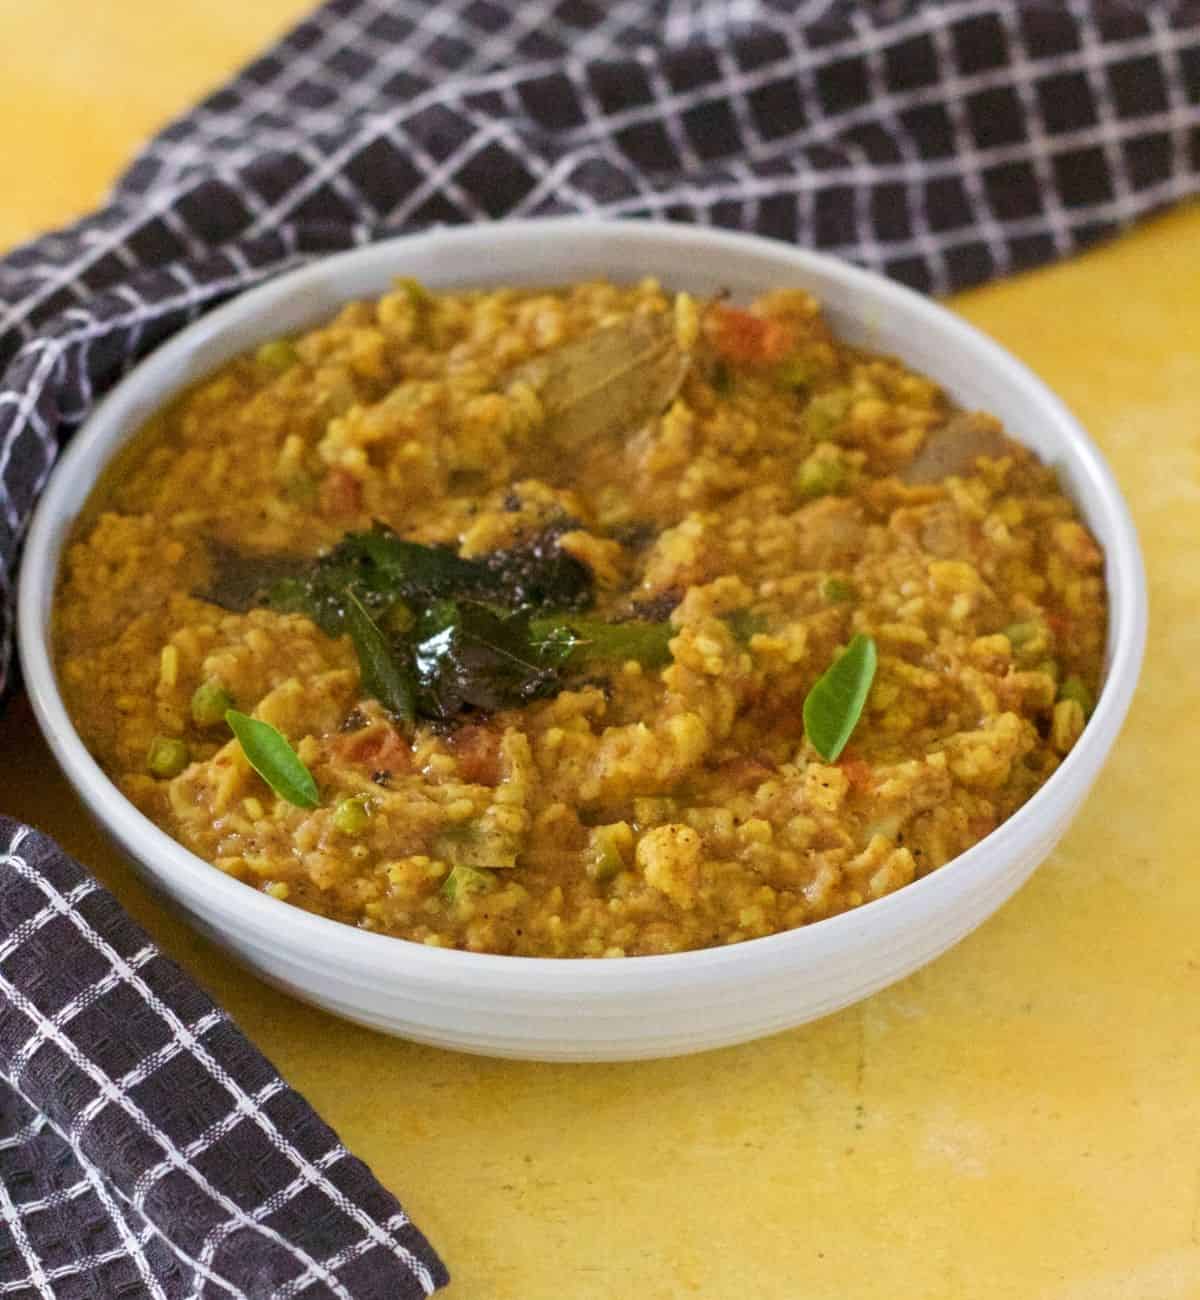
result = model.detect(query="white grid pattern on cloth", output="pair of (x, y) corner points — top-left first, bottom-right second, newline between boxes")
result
(0, 4), (1193, 349)
(2, 1100), (248, 1300)
(103, 0), (1167, 183)
(997, 4), (1077, 257)
(0, 850), (354, 1300)
(1076, 13), (1145, 222)
(3, 1173), (92, 1216)
(586, 102), (1200, 229)
(112, 0), (640, 201)
(459, 18), (1182, 189)
(0, 1109), (49, 1151)
(925, 10), (1015, 278)
(7, 944), (158, 1086)
(0, 3), (1198, 1294)
(73, 1151), (171, 1300)
(1152, 11), (1199, 183)
(15, 838), (437, 1299)
(849, 10), (953, 290)
(271, 1213), (416, 1300)
(0, 1164), (54, 1300)
(0, 1226), (160, 1299)
(0, 820), (445, 1298)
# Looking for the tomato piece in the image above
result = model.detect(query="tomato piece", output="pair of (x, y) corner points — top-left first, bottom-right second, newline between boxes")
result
(1046, 610), (1072, 640)
(838, 755), (874, 793)
(333, 724), (411, 774)
(320, 468), (362, 518)
(709, 306), (796, 365)
(759, 318), (797, 363)
(447, 725), (503, 787)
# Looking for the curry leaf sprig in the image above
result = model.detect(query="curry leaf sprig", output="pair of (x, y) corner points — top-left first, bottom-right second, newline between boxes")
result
(263, 526), (595, 636)
(252, 526), (676, 725)
(802, 633), (878, 762)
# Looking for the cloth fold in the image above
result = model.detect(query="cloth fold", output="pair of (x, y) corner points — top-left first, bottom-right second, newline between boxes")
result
(1, 1), (1198, 1294)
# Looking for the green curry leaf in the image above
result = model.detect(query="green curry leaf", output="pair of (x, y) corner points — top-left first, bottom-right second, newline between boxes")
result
(225, 710), (319, 809)
(802, 633), (878, 763)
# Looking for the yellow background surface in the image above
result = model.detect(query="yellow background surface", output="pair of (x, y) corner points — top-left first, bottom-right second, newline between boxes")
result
(2, 4), (1199, 1297)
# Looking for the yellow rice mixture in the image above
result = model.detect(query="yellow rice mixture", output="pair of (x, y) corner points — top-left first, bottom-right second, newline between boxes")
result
(54, 277), (1106, 957)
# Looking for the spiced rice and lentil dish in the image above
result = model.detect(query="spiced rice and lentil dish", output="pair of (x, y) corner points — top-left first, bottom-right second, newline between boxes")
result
(55, 277), (1106, 957)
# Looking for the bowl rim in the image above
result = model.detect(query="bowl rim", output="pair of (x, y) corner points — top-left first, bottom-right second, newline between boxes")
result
(17, 216), (1148, 997)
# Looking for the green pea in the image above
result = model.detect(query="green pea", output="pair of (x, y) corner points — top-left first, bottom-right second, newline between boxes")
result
(795, 455), (849, 499)
(255, 339), (298, 371)
(191, 679), (234, 728)
(1058, 675), (1095, 718)
(822, 576), (858, 604)
(1003, 621), (1041, 648)
(775, 357), (816, 393)
(586, 825), (629, 884)
(710, 360), (734, 396)
(147, 736), (189, 779)
(333, 795), (372, 835)
(1036, 658), (1060, 683)
(803, 390), (851, 440)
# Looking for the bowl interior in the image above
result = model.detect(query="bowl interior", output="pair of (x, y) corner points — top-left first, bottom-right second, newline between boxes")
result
(16, 219), (1147, 995)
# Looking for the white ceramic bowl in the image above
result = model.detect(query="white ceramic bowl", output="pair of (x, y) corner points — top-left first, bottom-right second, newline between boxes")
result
(19, 220), (1146, 1062)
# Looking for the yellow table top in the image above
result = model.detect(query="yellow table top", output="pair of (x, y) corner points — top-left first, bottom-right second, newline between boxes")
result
(3, 5), (1198, 1296)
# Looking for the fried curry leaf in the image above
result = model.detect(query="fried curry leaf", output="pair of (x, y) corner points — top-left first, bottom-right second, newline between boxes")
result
(261, 525), (594, 634)
(242, 525), (677, 722)
(529, 615), (674, 668)
(481, 532), (595, 610)
(341, 530), (485, 600)
(225, 710), (319, 809)
(409, 604), (677, 719)
(199, 542), (309, 616)
(412, 600), (567, 719)
(345, 591), (416, 725)
(263, 533), (476, 634)
(802, 633), (878, 763)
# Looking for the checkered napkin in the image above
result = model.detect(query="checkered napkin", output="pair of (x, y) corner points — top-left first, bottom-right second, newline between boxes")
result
(1, 2), (1199, 1296)
(0, 819), (447, 1299)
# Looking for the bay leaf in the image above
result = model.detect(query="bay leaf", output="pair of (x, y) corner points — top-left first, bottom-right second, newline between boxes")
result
(511, 312), (689, 451)
(901, 411), (1014, 485)
(197, 541), (309, 613)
